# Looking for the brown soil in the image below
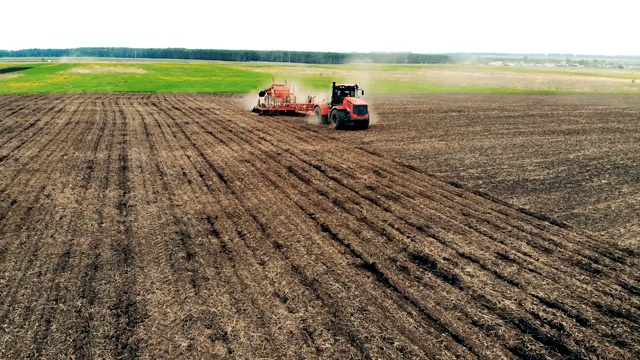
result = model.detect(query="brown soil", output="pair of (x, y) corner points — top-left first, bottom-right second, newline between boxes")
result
(330, 94), (640, 247)
(1, 93), (638, 359)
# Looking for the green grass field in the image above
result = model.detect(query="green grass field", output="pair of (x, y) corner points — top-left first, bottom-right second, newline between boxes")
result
(1, 59), (639, 94)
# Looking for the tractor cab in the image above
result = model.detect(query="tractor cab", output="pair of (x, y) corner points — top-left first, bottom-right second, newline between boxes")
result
(331, 82), (364, 106)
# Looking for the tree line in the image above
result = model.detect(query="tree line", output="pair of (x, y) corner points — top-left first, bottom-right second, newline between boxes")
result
(0, 48), (453, 65)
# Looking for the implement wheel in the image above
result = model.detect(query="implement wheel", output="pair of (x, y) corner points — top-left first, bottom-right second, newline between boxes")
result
(315, 107), (328, 124)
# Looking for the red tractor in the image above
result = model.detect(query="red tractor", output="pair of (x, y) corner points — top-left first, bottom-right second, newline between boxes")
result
(252, 79), (370, 130)
(314, 82), (370, 130)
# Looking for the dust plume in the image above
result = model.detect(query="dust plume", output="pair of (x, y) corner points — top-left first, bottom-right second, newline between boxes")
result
(241, 90), (261, 112)
(292, 82), (329, 126)
(343, 59), (379, 126)
(59, 57), (100, 63)
(368, 107), (380, 125)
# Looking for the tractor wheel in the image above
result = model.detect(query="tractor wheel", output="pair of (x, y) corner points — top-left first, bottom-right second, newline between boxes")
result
(331, 111), (347, 130)
(315, 108), (324, 124)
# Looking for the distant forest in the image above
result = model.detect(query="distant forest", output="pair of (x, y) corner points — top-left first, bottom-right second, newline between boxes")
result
(0, 48), (454, 65)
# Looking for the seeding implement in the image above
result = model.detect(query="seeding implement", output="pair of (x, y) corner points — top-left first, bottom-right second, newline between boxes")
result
(251, 79), (315, 116)
(252, 79), (370, 130)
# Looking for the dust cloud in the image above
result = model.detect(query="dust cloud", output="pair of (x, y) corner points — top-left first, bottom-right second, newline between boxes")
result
(343, 59), (379, 125)
(293, 82), (329, 126)
(66, 66), (147, 74)
(241, 91), (261, 112)
(59, 57), (100, 63)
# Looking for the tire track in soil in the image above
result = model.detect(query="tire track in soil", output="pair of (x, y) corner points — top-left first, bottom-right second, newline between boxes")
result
(316, 124), (636, 354)
(235, 100), (484, 356)
(67, 95), (114, 358)
(332, 149), (636, 334)
(249, 102), (636, 284)
(57, 94), (124, 358)
(104, 96), (147, 359)
(224, 141), (507, 357)
(316, 150), (636, 293)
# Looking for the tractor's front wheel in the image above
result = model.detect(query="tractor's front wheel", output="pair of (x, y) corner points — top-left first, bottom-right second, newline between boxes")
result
(331, 111), (347, 130)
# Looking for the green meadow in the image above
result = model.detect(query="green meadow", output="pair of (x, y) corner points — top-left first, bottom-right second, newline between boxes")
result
(1, 59), (639, 94)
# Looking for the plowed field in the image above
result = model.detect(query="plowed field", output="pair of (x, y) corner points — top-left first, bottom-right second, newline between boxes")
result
(331, 94), (640, 247)
(1, 94), (638, 359)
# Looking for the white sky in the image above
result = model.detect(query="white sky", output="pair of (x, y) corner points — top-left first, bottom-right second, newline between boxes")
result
(2, 1), (638, 56)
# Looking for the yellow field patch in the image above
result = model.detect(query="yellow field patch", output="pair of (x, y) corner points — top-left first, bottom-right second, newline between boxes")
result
(6, 74), (70, 88)
(157, 76), (203, 81)
(7, 81), (39, 87)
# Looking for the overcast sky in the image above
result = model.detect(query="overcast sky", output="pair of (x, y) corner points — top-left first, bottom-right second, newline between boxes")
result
(2, 1), (638, 56)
